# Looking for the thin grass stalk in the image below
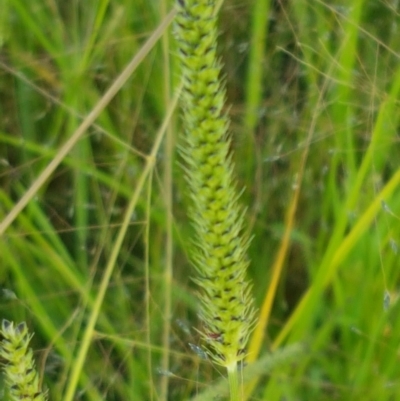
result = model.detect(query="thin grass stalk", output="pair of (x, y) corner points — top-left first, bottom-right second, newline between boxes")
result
(174, 0), (256, 398)
(145, 170), (155, 401)
(242, 0), (272, 183)
(160, 1), (174, 399)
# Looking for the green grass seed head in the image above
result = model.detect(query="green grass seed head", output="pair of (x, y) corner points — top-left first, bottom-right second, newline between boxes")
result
(174, 0), (256, 368)
(0, 320), (47, 401)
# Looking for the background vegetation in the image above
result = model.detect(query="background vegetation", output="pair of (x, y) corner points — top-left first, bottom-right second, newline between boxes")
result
(1, 0), (400, 400)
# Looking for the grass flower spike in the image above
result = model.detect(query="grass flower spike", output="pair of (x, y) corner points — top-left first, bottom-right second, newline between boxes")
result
(0, 320), (46, 401)
(174, 0), (256, 386)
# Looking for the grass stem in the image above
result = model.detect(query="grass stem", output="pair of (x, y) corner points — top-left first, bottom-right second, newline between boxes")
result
(227, 364), (240, 401)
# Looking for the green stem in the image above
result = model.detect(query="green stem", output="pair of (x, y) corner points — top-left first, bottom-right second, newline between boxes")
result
(227, 364), (240, 401)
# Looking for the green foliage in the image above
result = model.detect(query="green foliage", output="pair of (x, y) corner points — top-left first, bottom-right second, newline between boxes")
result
(1, 0), (400, 400)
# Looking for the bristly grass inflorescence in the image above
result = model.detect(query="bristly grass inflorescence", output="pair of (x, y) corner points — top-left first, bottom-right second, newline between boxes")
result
(0, 320), (47, 401)
(174, 0), (256, 371)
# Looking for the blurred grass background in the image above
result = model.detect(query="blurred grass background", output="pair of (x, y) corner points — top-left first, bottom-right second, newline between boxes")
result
(1, 0), (400, 400)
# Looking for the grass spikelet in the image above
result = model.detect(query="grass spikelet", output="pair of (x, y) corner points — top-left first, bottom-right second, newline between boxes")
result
(174, 0), (256, 379)
(0, 320), (46, 401)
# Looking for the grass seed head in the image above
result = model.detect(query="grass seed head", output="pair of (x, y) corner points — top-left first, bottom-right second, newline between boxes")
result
(174, 0), (256, 368)
(0, 320), (47, 401)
